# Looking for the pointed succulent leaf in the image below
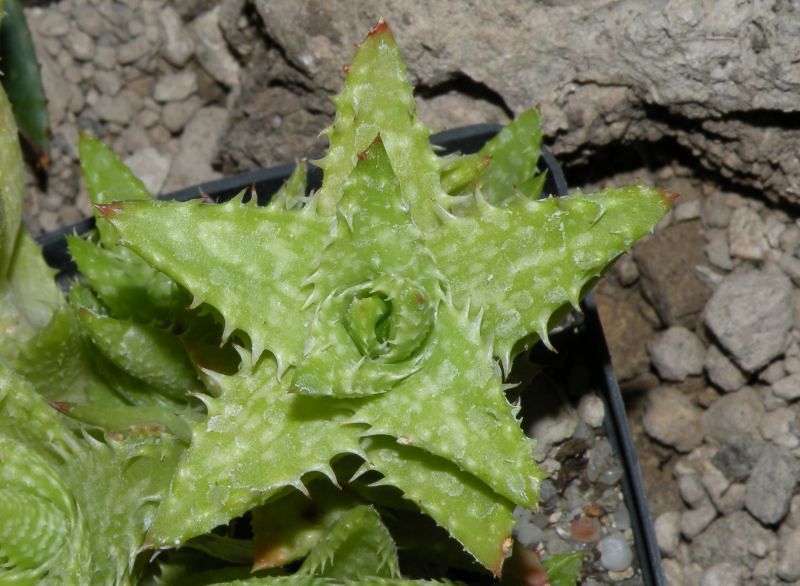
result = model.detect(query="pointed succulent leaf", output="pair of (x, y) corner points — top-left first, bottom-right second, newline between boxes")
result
(100, 198), (332, 369)
(362, 436), (515, 577)
(252, 478), (361, 570)
(0, 363), (183, 585)
(10, 305), (116, 404)
(0, 82), (24, 277)
(440, 152), (491, 195)
(295, 140), (438, 397)
(352, 302), (543, 509)
(428, 186), (672, 367)
(297, 505), (400, 580)
(315, 21), (445, 229)
(0, 230), (63, 361)
(268, 160), (308, 210)
(0, 0), (51, 168)
(55, 401), (199, 441)
(79, 134), (152, 247)
(183, 534), (255, 565)
(67, 234), (191, 324)
(147, 354), (364, 547)
(474, 109), (543, 204)
(542, 551), (584, 586)
(75, 304), (201, 402)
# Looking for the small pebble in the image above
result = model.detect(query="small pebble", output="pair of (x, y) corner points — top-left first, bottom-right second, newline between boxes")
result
(577, 394), (605, 428)
(570, 516), (600, 543)
(597, 532), (633, 572)
(586, 439), (623, 486)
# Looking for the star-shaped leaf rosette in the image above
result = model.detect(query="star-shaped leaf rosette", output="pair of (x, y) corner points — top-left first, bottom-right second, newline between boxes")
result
(93, 21), (670, 578)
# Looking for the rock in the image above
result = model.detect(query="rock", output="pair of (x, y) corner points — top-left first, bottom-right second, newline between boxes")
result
(577, 394), (604, 428)
(614, 254), (639, 287)
(153, 71), (199, 103)
(760, 407), (800, 448)
(654, 511), (681, 557)
(663, 559), (686, 586)
(758, 359), (786, 384)
(161, 6), (195, 66)
(703, 387), (764, 444)
(702, 563), (743, 586)
(527, 405), (577, 461)
(774, 373), (800, 401)
(691, 510), (776, 566)
(597, 533), (633, 572)
(745, 446), (797, 525)
(191, 7), (241, 87)
(728, 207), (768, 260)
(703, 271), (793, 373)
(162, 97), (203, 134)
(585, 438), (623, 486)
(710, 483), (745, 515)
(779, 253), (800, 286)
(124, 148), (172, 195)
(711, 438), (766, 482)
(93, 45), (117, 70)
(595, 290), (656, 383)
(37, 11), (70, 37)
(648, 326), (705, 381)
(678, 474), (709, 508)
(65, 29), (94, 61)
(674, 198), (702, 222)
(702, 192), (733, 229)
(94, 71), (122, 96)
(164, 106), (229, 192)
(642, 387), (705, 452)
(781, 225), (800, 255)
(73, 5), (107, 37)
(704, 344), (746, 393)
(680, 504), (717, 540)
(416, 90), (510, 131)
(765, 214), (787, 248)
(94, 94), (132, 125)
(704, 229), (733, 271)
(117, 36), (154, 65)
(634, 220), (711, 327)
(778, 528), (800, 581)
(37, 52), (70, 127)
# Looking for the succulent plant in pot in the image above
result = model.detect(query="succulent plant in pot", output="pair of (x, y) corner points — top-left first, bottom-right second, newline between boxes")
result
(0, 18), (670, 585)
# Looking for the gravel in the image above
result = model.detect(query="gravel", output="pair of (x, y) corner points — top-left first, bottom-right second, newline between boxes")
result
(703, 271), (793, 373)
(648, 326), (706, 381)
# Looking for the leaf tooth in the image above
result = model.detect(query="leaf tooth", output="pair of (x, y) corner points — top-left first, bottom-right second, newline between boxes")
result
(220, 319), (235, 346)
(289, 478), (310, 498)
(302, 190), (320, 215)
(536, 318), (555, 352)
(198, 367), (227, 395)
(227, 188), (248, 206)
(499, 345), (513, 378)
(567, 283), (584, 314)
(473, 187), (491, 212)
(188, 296), (204, 310)
(433, 202), (456, 223)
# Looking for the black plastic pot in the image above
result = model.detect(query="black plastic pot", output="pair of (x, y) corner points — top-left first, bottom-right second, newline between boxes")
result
(37, 124), (664, 585)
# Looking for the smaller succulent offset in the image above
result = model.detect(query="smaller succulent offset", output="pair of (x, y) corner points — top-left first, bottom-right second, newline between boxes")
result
(0, 18), (670, 586)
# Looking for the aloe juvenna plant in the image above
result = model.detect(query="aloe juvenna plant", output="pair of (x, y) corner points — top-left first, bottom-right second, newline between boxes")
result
(0, 18), (671, 585)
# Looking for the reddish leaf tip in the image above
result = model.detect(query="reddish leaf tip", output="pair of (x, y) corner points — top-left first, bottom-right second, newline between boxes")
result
(660, 190), (680, 205)
(369, 19), (390, 37)
(49, 401), (72, 413)
(93, 202), (123, 219)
